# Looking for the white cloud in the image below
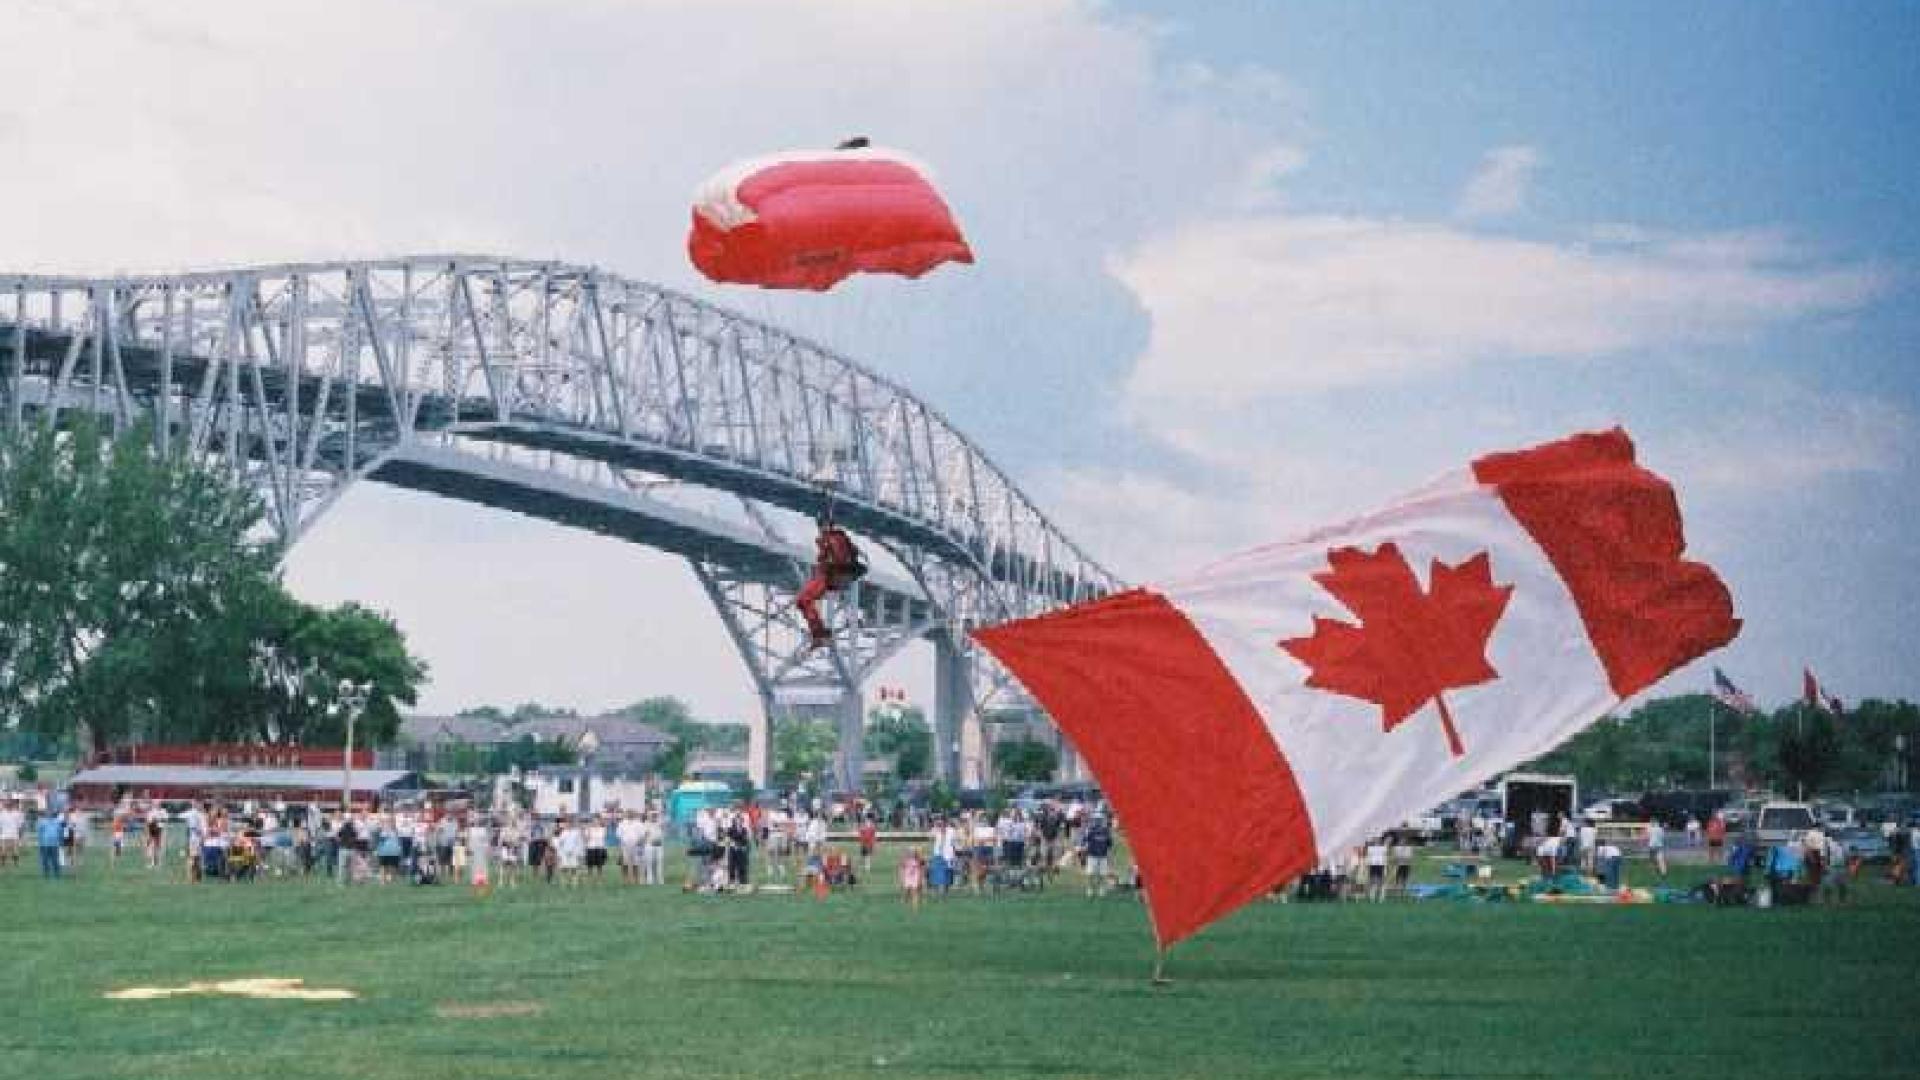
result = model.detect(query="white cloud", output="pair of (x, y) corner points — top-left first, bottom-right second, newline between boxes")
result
(1456, 144), (1542, 220)
(1662, 382), (1919, 491)
(1112, 214), (1889, 406)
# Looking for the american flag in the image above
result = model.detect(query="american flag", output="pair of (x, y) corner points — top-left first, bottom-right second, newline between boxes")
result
(1712, 667), (1757, 713)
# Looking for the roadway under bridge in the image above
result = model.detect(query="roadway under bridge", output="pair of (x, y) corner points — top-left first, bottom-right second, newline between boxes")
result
(0, 256), (1123, 791)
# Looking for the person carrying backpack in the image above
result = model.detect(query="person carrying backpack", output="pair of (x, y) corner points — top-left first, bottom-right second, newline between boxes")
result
(796, 510), (867, 648)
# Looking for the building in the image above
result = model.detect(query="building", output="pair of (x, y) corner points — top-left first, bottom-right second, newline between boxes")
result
(394, 714), (672, 774)
(65, 764), (426, 809)
(494, 768), (655, 818)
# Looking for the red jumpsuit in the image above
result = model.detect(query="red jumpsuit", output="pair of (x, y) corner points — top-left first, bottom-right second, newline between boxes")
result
(798, 527), (859, 644)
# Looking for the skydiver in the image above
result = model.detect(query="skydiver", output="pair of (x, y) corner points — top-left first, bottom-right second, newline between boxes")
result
(797, 510), (867, 649)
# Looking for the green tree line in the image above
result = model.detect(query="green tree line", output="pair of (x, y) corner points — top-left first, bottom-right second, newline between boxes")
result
(1524, 693), (1920, 797)
(0, 419), (426, 757)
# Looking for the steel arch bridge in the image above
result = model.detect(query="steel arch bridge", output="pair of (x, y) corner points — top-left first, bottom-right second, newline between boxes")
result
(0, 255), (1120, 790)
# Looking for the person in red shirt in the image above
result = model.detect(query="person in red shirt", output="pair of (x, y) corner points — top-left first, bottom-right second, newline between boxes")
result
(857, 817), (879, 877)
(796, 513), (866, 648)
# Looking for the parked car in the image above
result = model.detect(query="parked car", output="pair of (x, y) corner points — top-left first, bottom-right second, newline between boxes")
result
(1818, 803), (1858, 830)
(1580, 798), (1644, 823)
(1752, 802), (1819, 846)
(1834, 826), (1891, 862)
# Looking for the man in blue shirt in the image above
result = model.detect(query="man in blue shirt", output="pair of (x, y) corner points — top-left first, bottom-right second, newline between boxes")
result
(36, 811), (65, 878)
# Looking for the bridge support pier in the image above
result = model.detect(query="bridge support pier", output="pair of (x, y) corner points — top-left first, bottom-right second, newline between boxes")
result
(835, 686), (866, 796)
(748, 689), (775, 791)
(933, 634), (973, 790)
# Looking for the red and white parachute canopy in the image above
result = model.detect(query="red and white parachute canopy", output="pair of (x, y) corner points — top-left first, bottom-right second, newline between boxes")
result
(688, 141), (974, 291)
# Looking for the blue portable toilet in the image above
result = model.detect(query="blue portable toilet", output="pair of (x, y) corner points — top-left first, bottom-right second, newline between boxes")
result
(667, 781), (734, 837)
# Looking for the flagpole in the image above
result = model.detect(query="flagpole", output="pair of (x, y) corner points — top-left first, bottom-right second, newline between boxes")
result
(1707, 696), (1717, 791)
(1152, 946), (1172, 986)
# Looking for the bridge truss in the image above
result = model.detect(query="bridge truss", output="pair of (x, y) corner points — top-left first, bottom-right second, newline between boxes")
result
(0, 256), (1121, 790)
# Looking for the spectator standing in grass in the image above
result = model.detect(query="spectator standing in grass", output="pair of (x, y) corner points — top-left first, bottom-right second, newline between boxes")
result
(1390, 833), (1414, 896)
(857, 815), (878, 877)
(555, 818), (585, 886)
(1684, 814), (1702, 848)
(142, 804), (165, 870)
(63, 806), (86, 871)
(434, 813), (456, 871)
(585, 815), (610, 881)
(0, 798), (25, 869)
(1577, 819), (1598, 877)
(900, 847), (926, 910)
(1082, 815), (1115, 897)
(803, 811), (828, 864)
(466, 815), (491, 893)
(375, 819), (404, 884)
(1365, 837), (1389, 902)
(929, 816), (958, 895)
(1646, 819), (1668, 879)
(968, 812), (997, 893)
(725, 811), (753, 889)
(1706, 813), (1727, 857)
(641, 811), (665, 886)
(36, 808), (64, 879)
(1011, 809), (1033, 869)
(617, 811), (644, 885)
(1535, 833), (1562, 879)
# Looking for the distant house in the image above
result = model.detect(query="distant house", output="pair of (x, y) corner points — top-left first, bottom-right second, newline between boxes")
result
(494, 768), (656, 818)
(513, 716), (672, 773)
(395, 713), (671, 775)
(685, 752), (749, 784)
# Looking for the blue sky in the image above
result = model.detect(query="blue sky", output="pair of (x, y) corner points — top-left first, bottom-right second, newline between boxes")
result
(6, 1), (1916, 718)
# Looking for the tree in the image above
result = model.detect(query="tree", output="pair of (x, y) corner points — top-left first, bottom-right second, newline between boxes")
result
(1775, 708), (1842, 798)
(774, 715), (838, 789)
(485, 733), (578, 774)
(0, 419), (274, 754)
(0, 418), (427, 754)
(992, 739), (1058, 784)
(612, 696), (748, 781)
(866, 705), (931, 783)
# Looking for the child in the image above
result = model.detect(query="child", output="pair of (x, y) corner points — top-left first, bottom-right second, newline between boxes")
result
(900, 847), (926, 911)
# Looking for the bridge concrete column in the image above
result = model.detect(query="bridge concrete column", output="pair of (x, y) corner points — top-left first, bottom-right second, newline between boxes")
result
(932, 635), (972, 789)
(835, 685), (866, 796)
(748, 689), (775, 791)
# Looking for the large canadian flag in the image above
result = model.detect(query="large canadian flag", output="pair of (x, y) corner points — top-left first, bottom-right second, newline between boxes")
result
(973, 429), (1739, 946)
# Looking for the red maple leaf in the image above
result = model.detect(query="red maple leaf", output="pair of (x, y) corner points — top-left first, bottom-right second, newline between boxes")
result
(1280, 543), (1513, 757)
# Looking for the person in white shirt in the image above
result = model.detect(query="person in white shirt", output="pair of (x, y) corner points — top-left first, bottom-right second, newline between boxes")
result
(142, 804), (166, 869)
(1684, 814), (1702, 848)
(465, 817), (491, 889)
(554, 819), (585, 886)
(640, 812), (665, 886)
(1646, 820), (1668, 878)
(616, 811), (645, 884)
(930, 818), (960, 895)
(803, 813), (828, 857)
(1364, 839), (1389, 902)
(0, 801), (24, 867)
(1577, 821), (1599, 875)
(1535, 834), (1563, 879)
(1597, 842), (1625, 888)
(764, 808), (792, 880)
(1390, 834), (1415, 896)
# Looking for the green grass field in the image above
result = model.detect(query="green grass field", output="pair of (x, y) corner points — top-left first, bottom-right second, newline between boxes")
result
(2, 845), (1915, 1080)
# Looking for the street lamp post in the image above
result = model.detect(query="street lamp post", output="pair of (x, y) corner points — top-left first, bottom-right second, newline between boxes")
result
(338, 680), (370, 814)
(577, 728), (601, 818)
